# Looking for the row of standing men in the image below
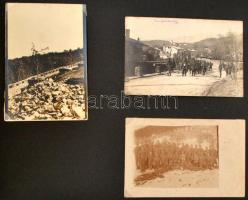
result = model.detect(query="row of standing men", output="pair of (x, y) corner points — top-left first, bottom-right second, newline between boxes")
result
(135, 141), (218, 173)
(152, 58), (213, 76)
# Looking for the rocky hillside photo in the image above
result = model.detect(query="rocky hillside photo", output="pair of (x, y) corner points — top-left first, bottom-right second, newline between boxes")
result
(7, 48), (84, 84)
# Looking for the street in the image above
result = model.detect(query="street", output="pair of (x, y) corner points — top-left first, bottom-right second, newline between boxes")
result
(125, 60), (243, 97)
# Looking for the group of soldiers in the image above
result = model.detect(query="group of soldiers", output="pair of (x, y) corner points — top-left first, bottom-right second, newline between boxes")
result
(153, 57), (213, 77)
(218, 61), (237, 78)
(181, 58), (213, 77)
(138, 46), (241, 79)
(139, 49), (240, 80)
(135, 141), (218, 173)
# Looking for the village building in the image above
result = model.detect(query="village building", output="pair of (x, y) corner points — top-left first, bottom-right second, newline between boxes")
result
(125, 29), (160, 77)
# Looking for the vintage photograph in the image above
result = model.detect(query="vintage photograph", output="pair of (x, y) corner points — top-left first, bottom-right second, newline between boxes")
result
(125, 118), (245, 197)
(134, 126), (219, 188)
(125, 17), (243, 97)
(5, 3), (88, 121)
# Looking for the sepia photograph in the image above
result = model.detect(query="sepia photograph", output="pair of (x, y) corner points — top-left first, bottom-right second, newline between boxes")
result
(125, 17), (243, 97)
(125, 118), (245, 197)
(133, 125), (219, 188)
(5, 3), (88, 121)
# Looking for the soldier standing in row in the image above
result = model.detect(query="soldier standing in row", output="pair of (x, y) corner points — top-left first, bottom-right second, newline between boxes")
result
(168, 58), (175, 76)
(230, 62), (237, 80)
(219, 61), (224, 78)
(209, 61), (213, 71)
(182, 62), (187, 76)
(135, 139), (219, 173)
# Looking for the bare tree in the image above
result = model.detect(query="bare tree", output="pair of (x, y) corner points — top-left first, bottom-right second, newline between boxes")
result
(31, 42), (49, 77)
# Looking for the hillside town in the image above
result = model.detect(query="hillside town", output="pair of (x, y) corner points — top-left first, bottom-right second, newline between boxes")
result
(124, 18), (243, 97)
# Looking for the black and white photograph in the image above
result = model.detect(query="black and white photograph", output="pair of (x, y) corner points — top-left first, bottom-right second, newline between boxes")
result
(125, 17), (243, 97)
(5, 3), (88, 121)
(125, 118), (245, 197)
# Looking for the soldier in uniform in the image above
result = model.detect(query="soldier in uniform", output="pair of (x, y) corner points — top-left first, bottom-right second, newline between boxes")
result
(139, 144), (146, 171)
(185, 144), (192, 169)
(192, 145), (200, 170)
(187, 145), (194, 170)
(148, 143), (154, 169)
(197, 60), (202, 74)
(179, 144), (186, 169)
(200, 60), (204, 74)
(166, 142), (173, 170)
(162, 142), (169, 170)
(170, 142), (177, 169)
(153, 142), (161, 169)
(209, 148), (218, 169)
(209, 61), (213, 71)
(198, 147), (206, 169)
(202, 61), (207, 75)
(219, 61), (224, 78)
(142, 143), (150, 171)
(172, 144), (178, 169)
(182, 62), (187, 76)
(226, 62), (232, 76)
(230, 62), (237, 80)
(167, 59), (172, 76)
(191, 59), (197, 76)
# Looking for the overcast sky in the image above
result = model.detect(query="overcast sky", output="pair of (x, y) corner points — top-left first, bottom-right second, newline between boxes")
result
(7, 3), (84, 59)
(126, 17), (243, 43)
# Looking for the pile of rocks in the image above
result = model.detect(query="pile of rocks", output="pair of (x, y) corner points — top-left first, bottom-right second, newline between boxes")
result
(8, 78), (86, 120)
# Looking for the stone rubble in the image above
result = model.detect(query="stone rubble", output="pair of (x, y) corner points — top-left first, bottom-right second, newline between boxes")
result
(8, 78), (86, 120)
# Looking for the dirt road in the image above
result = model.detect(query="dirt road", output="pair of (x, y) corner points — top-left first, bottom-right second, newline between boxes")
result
(125, 60), (243, 97)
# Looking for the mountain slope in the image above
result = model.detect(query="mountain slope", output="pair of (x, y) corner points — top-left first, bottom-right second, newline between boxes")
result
(142, 40), (171, 48)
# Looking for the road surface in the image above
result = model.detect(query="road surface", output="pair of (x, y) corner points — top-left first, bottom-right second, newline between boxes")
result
(125, 60), (243, 97)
